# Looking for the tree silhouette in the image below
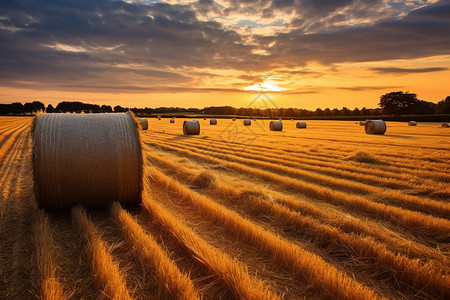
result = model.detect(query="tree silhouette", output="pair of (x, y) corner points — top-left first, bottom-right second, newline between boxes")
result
(379, 91), (418, 116)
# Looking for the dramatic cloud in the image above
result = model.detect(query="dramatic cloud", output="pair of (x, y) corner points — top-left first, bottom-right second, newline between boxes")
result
(371, 67), (448, 73)
(0, 0), (449, 95)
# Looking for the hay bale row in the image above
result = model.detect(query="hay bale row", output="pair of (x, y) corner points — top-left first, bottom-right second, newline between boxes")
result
(270, 121), (283, 131)
(365, 120), (386, 135)
(138, 118), (148, 130)
(243, 119), (251, 126)
(296, 121), (307, 128)
(32, 112), (143, 211)
(210, 119), (217, 125)
(183, 120), (200, 135)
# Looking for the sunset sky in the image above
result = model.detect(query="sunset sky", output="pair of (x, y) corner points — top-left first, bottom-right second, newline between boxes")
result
(1, 0), (449, 110)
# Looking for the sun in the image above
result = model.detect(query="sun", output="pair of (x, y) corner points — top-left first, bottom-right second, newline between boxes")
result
(243, 80), (285, 92)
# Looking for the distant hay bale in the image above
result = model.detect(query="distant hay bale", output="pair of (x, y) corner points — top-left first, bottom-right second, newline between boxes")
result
(232, 118), (236, 121)
(243, 119), (251, 126)
(210, 119), (217, 125)
(365, 120), (386, 135)
(441, 123), (449, 128)
(359, 121), (366, 126)
(279, 118), (282, 121)
(32, 112), (143, 211)
(296, 121), (307, 128)
(270, 120), (283, 131)
(408, 121), (417, 126)
(183, 120), (200, 135)
(170, 118), (175, 123)
(138, 118), (148, 130)
(157, 115), (161, 120)
(203, 117), (207, 120)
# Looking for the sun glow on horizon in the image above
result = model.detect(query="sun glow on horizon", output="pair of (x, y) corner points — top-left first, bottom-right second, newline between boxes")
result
(243, 81), (285, 92)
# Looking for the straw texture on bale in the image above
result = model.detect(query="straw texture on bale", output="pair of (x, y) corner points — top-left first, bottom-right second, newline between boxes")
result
(243, 119), (251, 126)
(365, 120), (386, 135)
(170, 118), (175, 123)
(270, 120), (283, 131)
(442, 123), (450, 128)
(296, 121), (307, 128)
(138, 118), (148, 130)
(183, 120), (200, 135)
(359, 121), (366, 126)
(32, 112), (143, 211)
(210, 119), (217, 125)
(408, 121), (417, 126)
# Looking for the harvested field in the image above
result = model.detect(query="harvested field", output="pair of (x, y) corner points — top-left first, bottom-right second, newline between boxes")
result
(0, 116), (449, 299)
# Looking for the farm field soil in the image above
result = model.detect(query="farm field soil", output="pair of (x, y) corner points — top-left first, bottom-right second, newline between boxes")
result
(0, 116), (449, 299)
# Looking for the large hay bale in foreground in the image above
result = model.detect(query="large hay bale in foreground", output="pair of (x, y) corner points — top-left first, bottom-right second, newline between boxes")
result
(365, 120), (386, 135)
(183, 120), (200, 135)
(442, 123), (450, 128)
(296, 121), (307, 128)
(243, 119), (251, 126)
(138, 118), (148, 130)
(210, 119), (217, 125)
(408, 121), (417, 126)
(270, 120), (283, 131)
(170, 118), (175, 123)
(32, 112), (143, 211)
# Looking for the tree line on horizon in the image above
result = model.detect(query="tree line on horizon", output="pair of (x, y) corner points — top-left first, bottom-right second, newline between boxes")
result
(1, 92), (449, 117)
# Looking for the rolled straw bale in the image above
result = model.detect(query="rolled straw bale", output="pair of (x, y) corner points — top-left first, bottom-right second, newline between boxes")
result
(270, 120), (283, 131)
(203, 117), (207, 120)
(408, 121), (417, 126)
(232, 118), (236, 121)
(296, 121), (307, 128)
(365, 120), (386, 135)
(157, 116), (161, 120)
(170, 118), (175, 123)
(183, 120), (200, 135)
(210, 119), (217, 125)
(442, 123), (450, 128)
(359, 121), (366, 126)
(243, 119), (251, 126)
(138, 118), (148, 130)
(32, 112), (143, 211)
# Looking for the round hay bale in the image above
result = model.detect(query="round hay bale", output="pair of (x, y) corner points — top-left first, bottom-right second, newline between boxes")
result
(296, 121), (307, 128)
(170, 118), (175, 123)
(408, 121), (417, 126)
(157, 115), (161, 120)
(270, 120), (283, 131)
(203, 117), (207, 120)
(138, 118), (148, 130)
(183, 120), (200, 135)
(243, 119), (251, 126)
(365, 120), (386, 135)
(232, 118), (236, 121)
(359, 121), (366, 126)
(32, 112), (143, 211)
(442, 123), (450, 128)
(210, 119), (217, 125)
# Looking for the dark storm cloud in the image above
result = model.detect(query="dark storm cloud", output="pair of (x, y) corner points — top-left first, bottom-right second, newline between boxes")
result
(0, 0), (449, 94)
(371, 67), (448, 74)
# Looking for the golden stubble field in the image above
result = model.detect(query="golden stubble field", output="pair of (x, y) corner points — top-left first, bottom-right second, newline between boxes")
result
(0, 116), (449, 299)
